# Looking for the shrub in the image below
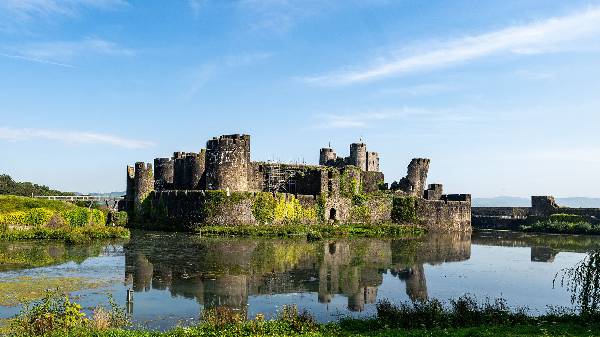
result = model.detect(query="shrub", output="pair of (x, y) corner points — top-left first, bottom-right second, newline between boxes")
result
(61, 208), (90, 227)
(110, 211), (128, 226)
(11, 291), (88, 335)
(0, 211), (27, 226)
(550, 214), (586, 223)
(24, 208), (54, 226)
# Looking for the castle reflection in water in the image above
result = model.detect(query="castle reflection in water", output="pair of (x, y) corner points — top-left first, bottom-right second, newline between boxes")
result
(123, 230), (578, 315)
(124, 231), (472, 313)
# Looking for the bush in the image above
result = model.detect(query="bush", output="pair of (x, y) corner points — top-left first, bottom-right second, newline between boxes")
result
(109, 211), (128, 226)
(24, 208), (54, 226)
(550, 214), (586, 223)
(61, 208), (90, 227)
(11, 291), (88, 335)
(523, 220), (600, 235)
(375, 296), (530, 330)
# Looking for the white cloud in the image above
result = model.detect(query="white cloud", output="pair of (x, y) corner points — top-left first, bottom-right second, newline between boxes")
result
(302, 7), (600, 86)
(0, 126), (154, 149)
(2, 37), (134, 66)
(315, 107), (478, 129)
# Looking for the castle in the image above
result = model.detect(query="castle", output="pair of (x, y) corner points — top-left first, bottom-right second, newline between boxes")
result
(121, 134), (471, 231)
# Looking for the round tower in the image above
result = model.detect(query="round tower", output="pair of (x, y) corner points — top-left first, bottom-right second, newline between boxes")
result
(133, 162), (154, 213)
(184, 151), (206, 190)
(350, 143), (367, 171)
(154, 158), (174, 191)
(205, 134), (250, 192)
(319, 148), (337, 166)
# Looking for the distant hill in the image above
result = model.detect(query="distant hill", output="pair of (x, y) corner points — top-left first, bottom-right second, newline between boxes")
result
(473, 196), (600, 208)
(86, 192), (125, 197)
(0, 174), (73, 197)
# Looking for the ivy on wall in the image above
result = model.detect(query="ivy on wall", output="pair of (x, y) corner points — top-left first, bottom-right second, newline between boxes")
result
(392, 196), (419, 223)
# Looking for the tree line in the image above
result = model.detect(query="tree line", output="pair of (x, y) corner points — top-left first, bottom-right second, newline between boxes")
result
(0, 174), (73, 196)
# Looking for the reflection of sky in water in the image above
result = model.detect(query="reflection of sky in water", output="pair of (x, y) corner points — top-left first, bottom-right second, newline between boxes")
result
(0, 231), (597, 330)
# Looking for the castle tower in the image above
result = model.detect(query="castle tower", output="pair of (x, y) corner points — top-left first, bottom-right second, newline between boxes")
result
(399, 158), (430, 197)
(173, 152), (187, 190)
(205, 134), (250, 192)
(184, 150), (206, 190)
(154, 158), (174, 191)
(349, 143), (367, 171)
(319, 147), (337, 166)
(367, 152), (379, 172)
(133, 162), (154, 213)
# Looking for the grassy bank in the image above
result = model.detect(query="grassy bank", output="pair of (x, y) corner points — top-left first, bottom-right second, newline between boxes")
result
(522, 214), (600, 235)
(5, 293), (600, 336)
(0, 195), (129, 243)
(195, 223), (425, 239)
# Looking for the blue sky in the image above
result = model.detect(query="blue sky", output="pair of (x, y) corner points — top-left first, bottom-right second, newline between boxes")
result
(1, 0), (600, 197)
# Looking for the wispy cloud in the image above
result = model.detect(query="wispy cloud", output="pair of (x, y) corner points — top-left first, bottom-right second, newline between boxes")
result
(185, 51), (272, 98)
(0, 0), (127, 32)
(0, 126), (154, 149)
(2, 37), (134, 67)
(0, 0), (127, 19)
(302, 7), (600, 86)
(316, 107), (479, 129)
(188, 0), (206, 18)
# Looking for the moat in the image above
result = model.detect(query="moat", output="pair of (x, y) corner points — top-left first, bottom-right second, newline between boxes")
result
(0, 230), (598, 330)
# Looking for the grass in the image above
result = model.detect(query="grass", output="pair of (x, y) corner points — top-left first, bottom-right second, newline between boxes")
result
(4, 293), (600, 336)
(0, 276), (109, 306)
(0, 195), (76, 213)
(195, 223), (425, 239)
(0, 225), (130, 244)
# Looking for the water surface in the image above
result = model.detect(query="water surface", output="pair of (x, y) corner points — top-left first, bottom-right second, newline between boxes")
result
(1, 230), (598, 330)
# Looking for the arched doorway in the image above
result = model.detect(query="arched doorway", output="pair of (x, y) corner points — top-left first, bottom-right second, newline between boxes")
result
(329, 208), (337, 220)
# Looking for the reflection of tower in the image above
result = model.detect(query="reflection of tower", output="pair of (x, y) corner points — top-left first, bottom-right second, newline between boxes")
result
(531, 247), (558, 263)
(396, 264), (428, 302)
(128, 253), (153, 292)
(203, 275), (248, 314)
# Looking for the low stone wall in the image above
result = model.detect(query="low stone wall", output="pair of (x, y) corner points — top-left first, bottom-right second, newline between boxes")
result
(472, 196), (600, 229)
(472, 207), (531, 229)
(416, 199), (471, 232)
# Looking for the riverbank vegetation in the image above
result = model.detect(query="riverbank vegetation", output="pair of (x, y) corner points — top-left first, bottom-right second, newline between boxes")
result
(4, 293), (600, 336)
(195, 223), (424, 239)
(522, 214), (600, 235)
(0, 196), (129, 243)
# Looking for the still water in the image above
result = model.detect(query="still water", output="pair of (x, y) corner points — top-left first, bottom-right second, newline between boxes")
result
(0, 230), (599, 330)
